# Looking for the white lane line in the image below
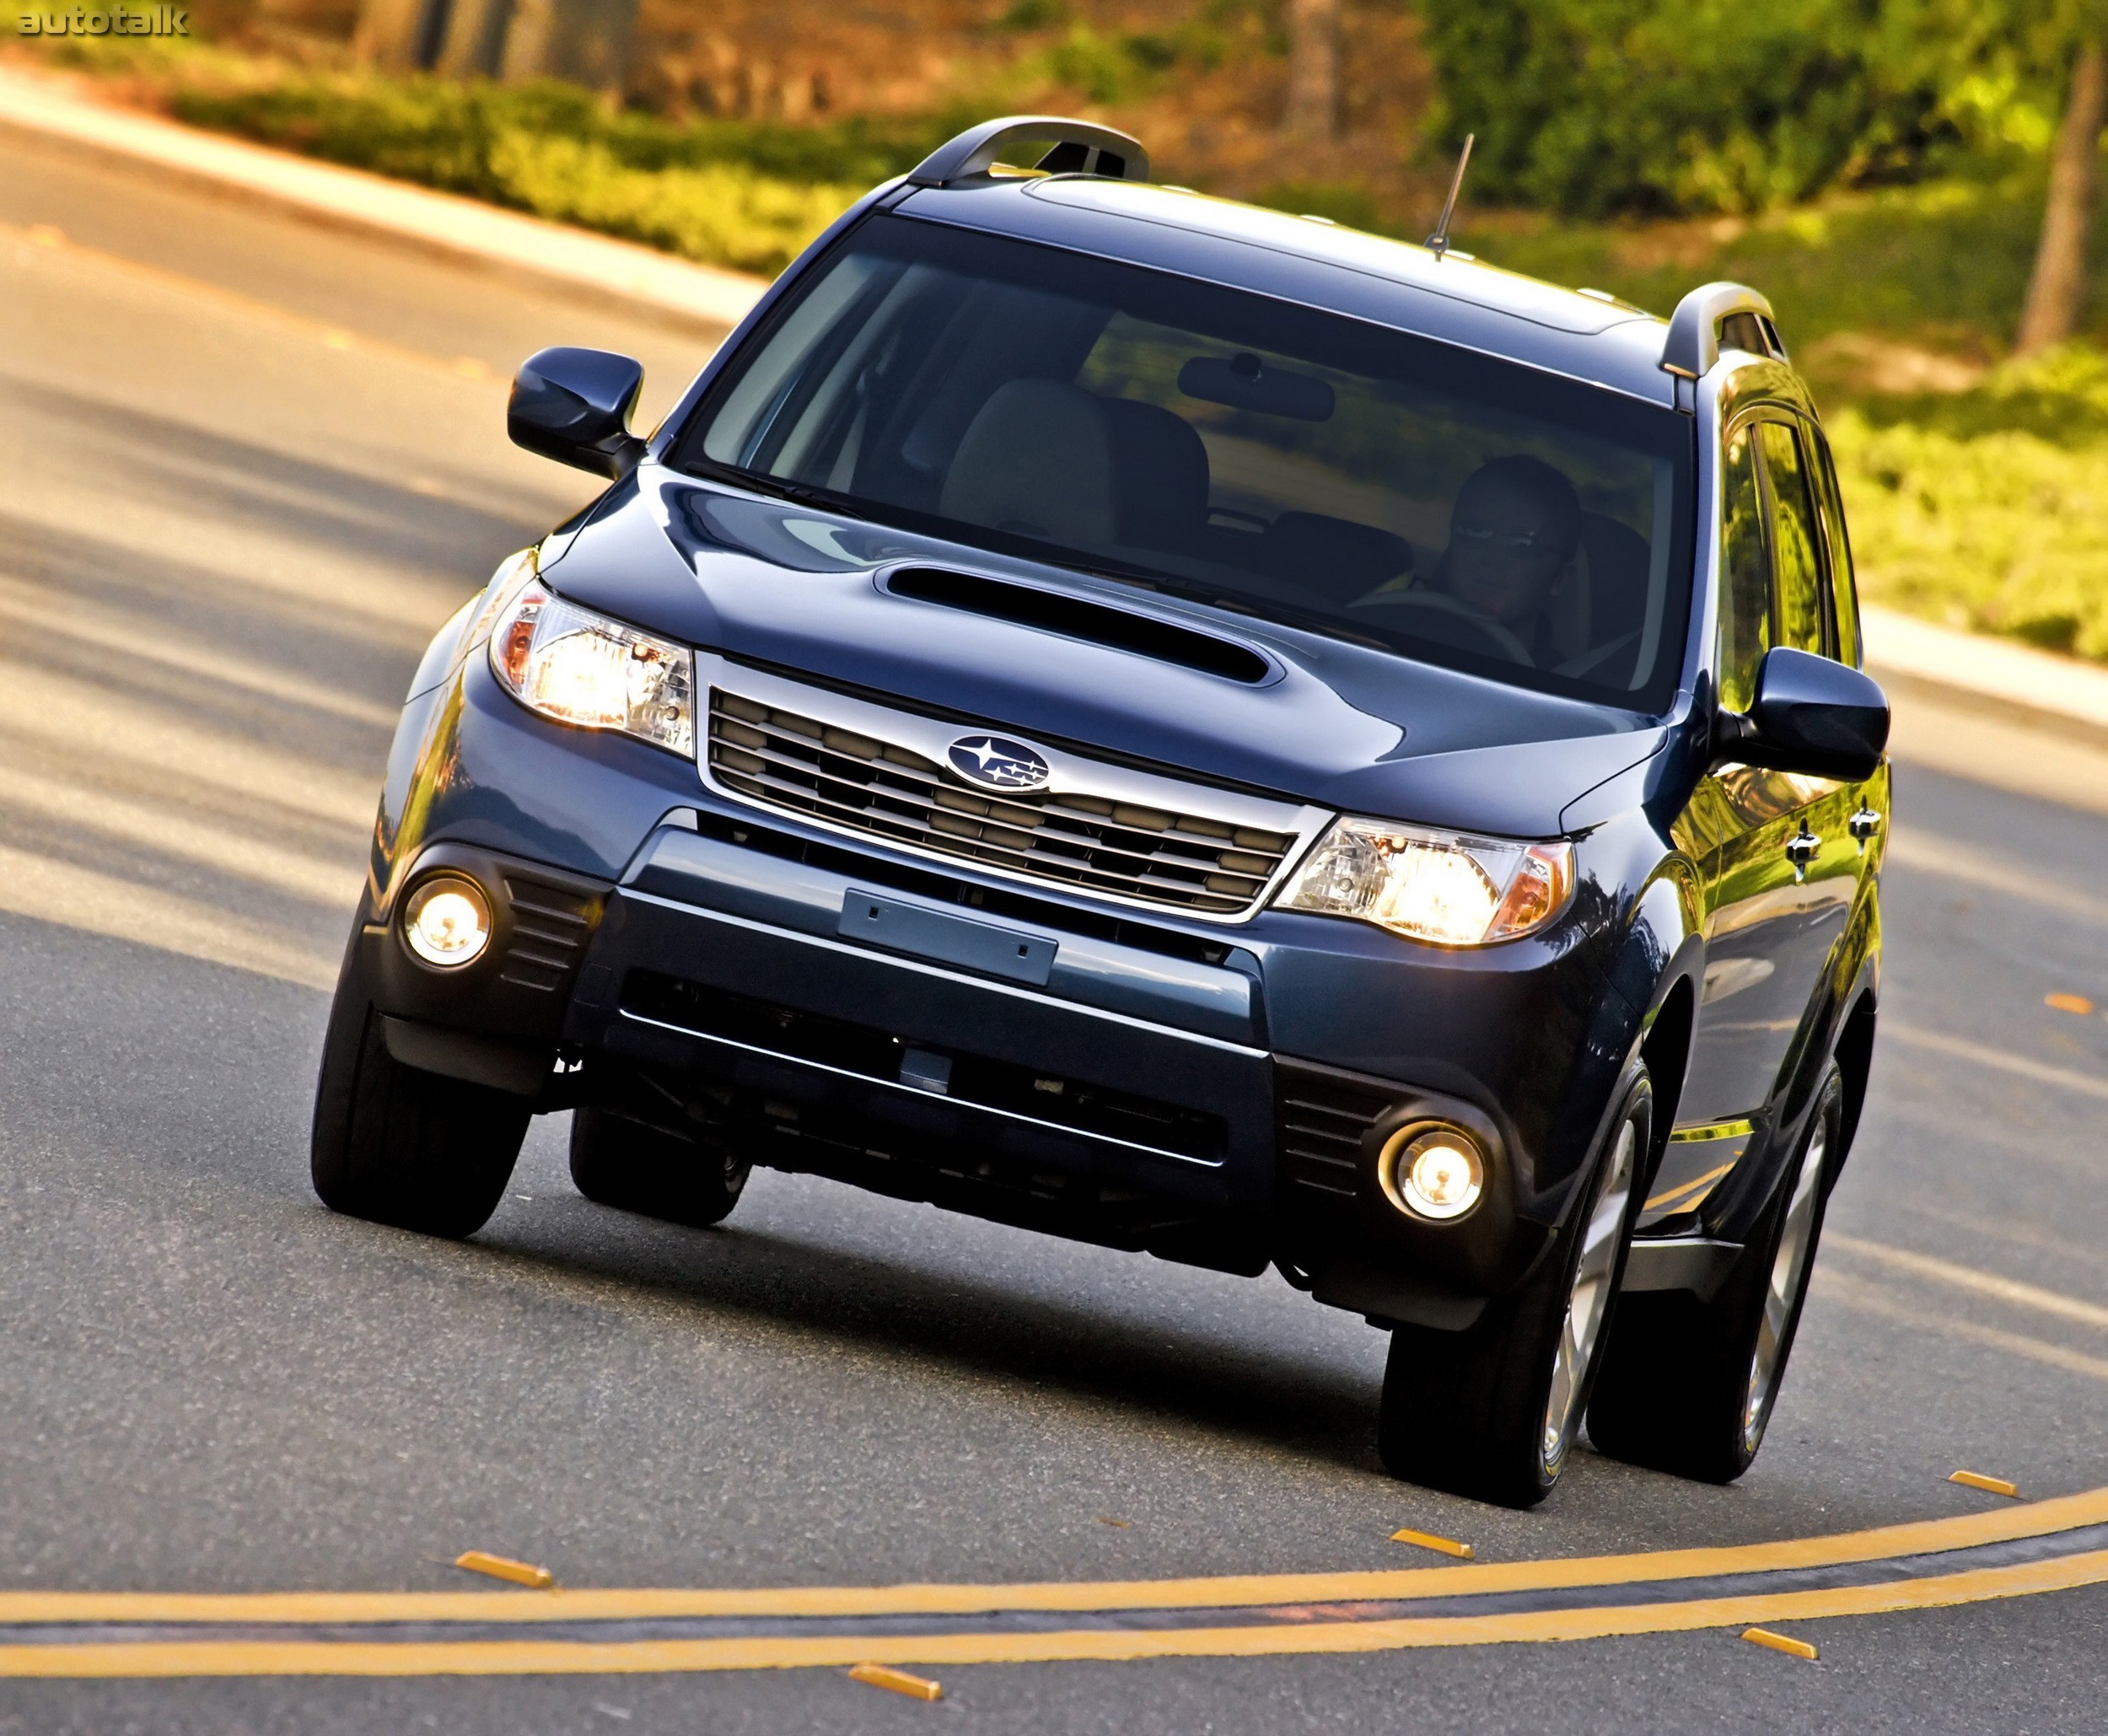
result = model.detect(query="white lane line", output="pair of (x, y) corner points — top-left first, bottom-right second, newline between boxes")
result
(0, 576), (400, 729)
(1827, 1234), (2108, 1332)
(1815, 1271), (2108, 1383)
(0, 658), (375, 830)
(0, 842), (336, 989)
(0, 214), (509, 390)
(1883, 1022), (2108, 1103)
(1884, 829), (2108, 927)
(0, 761), (362, 909)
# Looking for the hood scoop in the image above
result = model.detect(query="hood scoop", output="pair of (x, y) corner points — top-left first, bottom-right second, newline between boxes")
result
(883, 567), (1274, 685)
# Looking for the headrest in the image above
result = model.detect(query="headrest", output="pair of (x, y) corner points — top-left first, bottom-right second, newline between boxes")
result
(1100, 398), (1210, 549)
(939, 379), (1117, 548)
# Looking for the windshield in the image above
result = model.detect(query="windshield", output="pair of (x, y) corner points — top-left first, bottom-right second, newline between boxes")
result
(676, 212), (1695, 711)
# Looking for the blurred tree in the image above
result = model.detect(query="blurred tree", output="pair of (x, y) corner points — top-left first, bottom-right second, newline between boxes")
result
(2018, 35), (2106, 352)
(353, 0), (637, 92)
(1285, 0), (1339, 141)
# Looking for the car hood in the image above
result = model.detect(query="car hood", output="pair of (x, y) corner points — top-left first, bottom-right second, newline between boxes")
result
(542, 470), (1675, 837)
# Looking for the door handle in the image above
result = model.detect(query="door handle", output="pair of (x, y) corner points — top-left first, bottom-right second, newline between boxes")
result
(1848, 806), (1883, 851)
(1784, 826), (1821, 882)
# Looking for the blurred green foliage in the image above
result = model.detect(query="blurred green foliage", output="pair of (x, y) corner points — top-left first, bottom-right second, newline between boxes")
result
(164, 74), (965, 272)
(1470, 175), (2078, 347)
(1421, 0), (2096, 216)
(40, 18), (2108, 664)
(1831, 348), (2108, 656)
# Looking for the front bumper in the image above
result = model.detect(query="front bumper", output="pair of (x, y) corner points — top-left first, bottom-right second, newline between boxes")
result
(365, 663), (1645, 1319)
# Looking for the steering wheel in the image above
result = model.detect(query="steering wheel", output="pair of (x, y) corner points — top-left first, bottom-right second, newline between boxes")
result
(1348, 589), (1535, 664)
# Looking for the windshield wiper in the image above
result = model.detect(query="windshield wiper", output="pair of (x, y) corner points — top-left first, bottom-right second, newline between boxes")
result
(688, 460), (872, 522)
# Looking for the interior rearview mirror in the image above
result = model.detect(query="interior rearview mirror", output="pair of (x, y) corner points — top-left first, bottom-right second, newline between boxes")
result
(508, 347), (646, 480)
(1717, 645), (1889, 781)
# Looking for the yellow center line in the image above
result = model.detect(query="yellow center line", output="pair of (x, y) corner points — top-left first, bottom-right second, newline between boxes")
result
(1644, 1163), (1734, 1212)
(5, 1485), (2107, 1627)
(1, 1552), (2103, 1678)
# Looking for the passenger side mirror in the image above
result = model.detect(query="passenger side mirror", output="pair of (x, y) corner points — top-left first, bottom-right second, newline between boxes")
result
(1716, 646), (1889, 781)
(508, 347), (646, 480)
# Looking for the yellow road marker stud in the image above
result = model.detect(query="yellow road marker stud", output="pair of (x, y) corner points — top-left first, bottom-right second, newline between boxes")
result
(1095, 1516), (1131, 1529)
(849, 1662), (943, 1701)
(1741, 1626), (1818, 1660)
(2046, 992), (2095, 1016)
(1390, 1527), (1474, 1560)
(452, 1551), (555, 1590)
(1950, 1470), (2021, 1498)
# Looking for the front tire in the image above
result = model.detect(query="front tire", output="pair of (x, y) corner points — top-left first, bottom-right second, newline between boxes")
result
(1587, 1063), (1842, 1483)
(1377, 1069), (1651, 1508)
(310, 940), (530, 1239)
(569, 1108), (750, 1228)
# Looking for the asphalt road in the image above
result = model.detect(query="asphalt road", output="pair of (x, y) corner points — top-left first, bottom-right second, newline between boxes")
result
(3, 129), (2106, 1733)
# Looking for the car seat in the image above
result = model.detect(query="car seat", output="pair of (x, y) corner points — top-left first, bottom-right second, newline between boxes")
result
(940, 379), (1119, 547)
(1100, 397), (1212, 553)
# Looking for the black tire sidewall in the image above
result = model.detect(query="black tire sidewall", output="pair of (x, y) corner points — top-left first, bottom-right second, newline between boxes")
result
(1379, 1065), (1653, 1508)
(1718, 1062), (1844, 1470)
(1588, 1061), (1844, 1482)
(570, 1108), (749, 1228)
(309, 921), (530, 1239)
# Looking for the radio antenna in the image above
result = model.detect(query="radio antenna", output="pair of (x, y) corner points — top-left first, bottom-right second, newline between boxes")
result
(1425, 132), (1475, 261)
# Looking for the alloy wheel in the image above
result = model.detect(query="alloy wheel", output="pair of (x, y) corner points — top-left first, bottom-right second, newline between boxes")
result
(1741, 1117), (1828, 1453)
(1541, 1116), (1638, 1475)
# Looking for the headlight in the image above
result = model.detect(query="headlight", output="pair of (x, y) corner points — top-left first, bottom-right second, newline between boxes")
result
(1277, 816), (1574, 946)
(488, 583), (695, 755)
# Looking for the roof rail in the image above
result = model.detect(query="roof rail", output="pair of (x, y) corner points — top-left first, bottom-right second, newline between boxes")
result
(1661, 282), (1784, 379)
(906, 116), (1149, 191)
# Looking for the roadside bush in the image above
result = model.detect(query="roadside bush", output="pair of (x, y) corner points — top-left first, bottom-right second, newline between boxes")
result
(1831, 347), (2108, 657)
(1419, 0), (2078, 216)
(164, 74), (949, 273)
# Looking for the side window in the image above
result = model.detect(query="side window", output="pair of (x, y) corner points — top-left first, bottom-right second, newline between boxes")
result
(1717, 422), (1772, 713)
(1756, 422), (1826, 656)
(1807, 431), (1863, 667)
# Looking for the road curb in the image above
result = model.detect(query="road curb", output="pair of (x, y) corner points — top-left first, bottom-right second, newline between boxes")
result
(0, 64), (769, 336)
(6, 63), (2105, 743)
(1863, 605), (2108, 745)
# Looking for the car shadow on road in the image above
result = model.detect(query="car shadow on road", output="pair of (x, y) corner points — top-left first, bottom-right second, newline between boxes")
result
(473, 1192), (1391, 1479)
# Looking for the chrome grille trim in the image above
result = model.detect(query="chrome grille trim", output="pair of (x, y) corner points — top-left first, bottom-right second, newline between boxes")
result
(693, 655), (1329, 922)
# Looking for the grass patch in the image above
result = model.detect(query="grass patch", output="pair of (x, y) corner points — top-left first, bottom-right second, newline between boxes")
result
(1830, 347), (2108, 658)
(19, 38), (2108, 664)
(160, 73), (958, 275)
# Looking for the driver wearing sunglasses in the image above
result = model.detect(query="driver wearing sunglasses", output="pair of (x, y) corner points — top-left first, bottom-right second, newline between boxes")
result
(1430, 455), (1584, 664)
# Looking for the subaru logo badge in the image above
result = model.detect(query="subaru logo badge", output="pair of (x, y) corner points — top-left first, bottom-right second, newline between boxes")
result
(947, 734), (1051, 793)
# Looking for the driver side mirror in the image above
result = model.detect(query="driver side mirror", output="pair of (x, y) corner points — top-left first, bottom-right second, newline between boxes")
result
(508, 347), (646, 480)
(1715, 645), (1889, 781)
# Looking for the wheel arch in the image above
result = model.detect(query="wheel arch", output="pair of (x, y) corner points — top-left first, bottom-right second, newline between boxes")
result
(1829, 985), (1878, 1187)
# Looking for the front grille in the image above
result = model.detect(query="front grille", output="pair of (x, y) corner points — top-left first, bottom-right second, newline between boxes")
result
(1277, 1062), (1395, 1199)
(497, 875), (601, 991)
(706, 690), (1294, 916)
(622, 970), (1225, 1162)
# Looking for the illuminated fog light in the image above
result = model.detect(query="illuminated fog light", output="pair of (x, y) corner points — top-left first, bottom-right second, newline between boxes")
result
(1379, 1126), (1486, 1222)
(402, 876), (492, 968)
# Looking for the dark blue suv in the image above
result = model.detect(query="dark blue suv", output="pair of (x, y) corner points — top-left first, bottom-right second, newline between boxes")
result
(312, 118), (1890, 1508)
